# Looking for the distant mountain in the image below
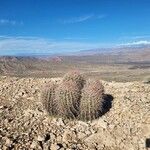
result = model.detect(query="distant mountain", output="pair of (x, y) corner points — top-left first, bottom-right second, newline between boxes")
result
(0, 45), (149, 77)
(0, 56), (43, 75)
(73, 45), (150, 57)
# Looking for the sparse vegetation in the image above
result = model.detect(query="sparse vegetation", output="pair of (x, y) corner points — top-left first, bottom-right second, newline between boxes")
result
(79, 79), (104, 121)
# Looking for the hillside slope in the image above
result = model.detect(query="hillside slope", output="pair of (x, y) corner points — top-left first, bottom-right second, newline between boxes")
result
(0, 77), (149, 150)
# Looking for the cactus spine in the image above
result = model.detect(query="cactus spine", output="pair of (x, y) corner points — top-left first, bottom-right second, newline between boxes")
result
(79, 79), (104, 121)
(62, 71), (85, 90)
(55, 80), (81, 119)
(41, 82), (57, 115)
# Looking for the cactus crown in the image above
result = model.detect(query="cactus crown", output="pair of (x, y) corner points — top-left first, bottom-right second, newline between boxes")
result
(62, 70), (85, 89)
(59, 80), (80, 92)
(83, 79), (104, 96)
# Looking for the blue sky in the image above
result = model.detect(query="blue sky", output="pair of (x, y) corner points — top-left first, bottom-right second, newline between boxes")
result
(0, 0), (150, 55)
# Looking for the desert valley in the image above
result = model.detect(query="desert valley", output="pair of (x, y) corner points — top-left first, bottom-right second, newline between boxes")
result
(0, 46), (150, 150)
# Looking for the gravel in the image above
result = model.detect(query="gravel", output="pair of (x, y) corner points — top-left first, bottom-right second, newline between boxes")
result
(0, 76), (150, 150)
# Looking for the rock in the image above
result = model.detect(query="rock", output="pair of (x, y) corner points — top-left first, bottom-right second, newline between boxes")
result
(57, 118), (65, 126)
(50, 143), (60, 150)
(5, 138), (12, 146)
(85, 130), (91, 135)
(0, 77), (150, 150)
(90, 128), (96, 134)
(77, 144), (83, 149)
(142, 76), (150, 84)
(50, 133), (56, 142)
(92, 118), (108, 129)
(0, 105), (3, 109)
(57, 135), (62, 142)
(37, 135), (44, 141)
(2, 145), (7, 150)
(71, 144), (77, 149)
(77, 132), (87, 139)
(141, 124), (150, 137)
(30, 141), (37, 149)
(84, 130), (116, 148)
(62, 130), (77, 143)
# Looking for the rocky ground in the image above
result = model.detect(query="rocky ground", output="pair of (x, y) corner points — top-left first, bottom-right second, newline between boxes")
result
(0, 76), (150, 150)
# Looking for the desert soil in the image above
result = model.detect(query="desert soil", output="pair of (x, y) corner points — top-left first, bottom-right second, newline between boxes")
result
(0, 76), (150, 150)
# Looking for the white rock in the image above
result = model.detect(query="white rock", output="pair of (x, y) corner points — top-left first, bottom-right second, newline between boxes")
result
(50, 144), (59, 150)
(30, 141), (37, 149)
(5, 138), (12, 146)
(37, 135), (44, 141)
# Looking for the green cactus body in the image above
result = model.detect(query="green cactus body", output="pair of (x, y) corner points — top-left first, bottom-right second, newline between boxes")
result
(55, 80), (81, 119)
(79, 80), (104, 121)
(41, 82), (57, 115)
(62, 71), (85, 90)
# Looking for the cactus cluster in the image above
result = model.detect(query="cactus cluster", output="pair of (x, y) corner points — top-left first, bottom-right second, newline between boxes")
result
(41, 71), (105, 121)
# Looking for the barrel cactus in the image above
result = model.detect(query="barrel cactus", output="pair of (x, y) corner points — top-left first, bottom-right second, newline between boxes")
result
(79, 79), (104, 121)
(55, 80), (81, 119)
(62, 71), (85, 90)
(41, 82), (57, 115)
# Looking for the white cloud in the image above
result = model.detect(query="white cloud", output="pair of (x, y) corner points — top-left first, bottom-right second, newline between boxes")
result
(0, 19), (23, 26)
(60, 14), (94, 24)
(119, 40), (150, 46)
(0, 35), (107, 55)
(59, 14), (107, 24)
